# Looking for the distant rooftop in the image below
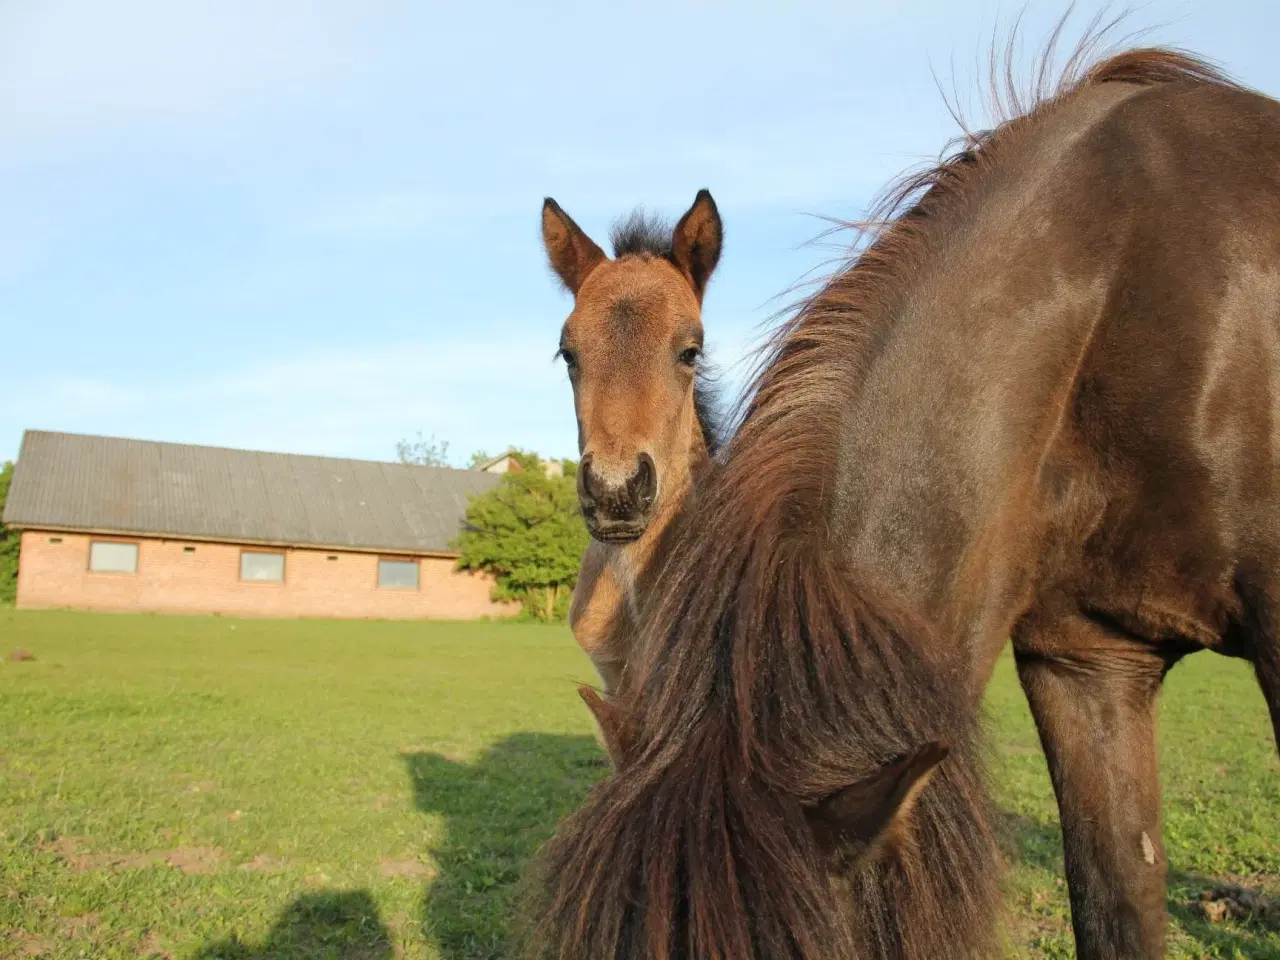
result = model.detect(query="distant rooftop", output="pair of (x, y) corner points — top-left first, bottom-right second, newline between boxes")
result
(2, 430), (500, 556)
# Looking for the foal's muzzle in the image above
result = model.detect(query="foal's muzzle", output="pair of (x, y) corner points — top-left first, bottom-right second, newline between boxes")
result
(577, 453), (657, 543)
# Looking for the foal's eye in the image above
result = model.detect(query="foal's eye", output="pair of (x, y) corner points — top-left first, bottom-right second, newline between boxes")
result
(678, 347), (701, 367)
(558, 348), (578, 370)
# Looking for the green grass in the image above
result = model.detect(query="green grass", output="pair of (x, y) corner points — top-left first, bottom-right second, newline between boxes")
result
(0, 609), (1276, 959)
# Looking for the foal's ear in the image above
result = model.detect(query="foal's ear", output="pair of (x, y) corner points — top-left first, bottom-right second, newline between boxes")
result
(542, 198), (607, 296)
(670, 189), (723, 303)
(579, 686), (634, 769)
(806, 741), (949, 868)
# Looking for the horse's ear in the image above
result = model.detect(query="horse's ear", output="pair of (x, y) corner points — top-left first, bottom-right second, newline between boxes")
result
(805, 741), (949, 868)
(579, 685), (633, 769)
(542, 198), (607, 296)
(670, 189), (722, 303)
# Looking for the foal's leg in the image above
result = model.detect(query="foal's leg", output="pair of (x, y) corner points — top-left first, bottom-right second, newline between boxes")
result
(1013, 613), (1170, 960)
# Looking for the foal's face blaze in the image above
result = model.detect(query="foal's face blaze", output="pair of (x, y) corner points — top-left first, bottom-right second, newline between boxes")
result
(542, 191), (722, 543)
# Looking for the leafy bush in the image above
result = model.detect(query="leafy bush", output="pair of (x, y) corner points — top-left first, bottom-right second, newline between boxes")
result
(0, 461), (18, 604)
(452, 452), (586, 621)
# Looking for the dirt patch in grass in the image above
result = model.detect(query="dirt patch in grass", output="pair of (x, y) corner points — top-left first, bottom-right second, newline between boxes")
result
(43, 836), (225, 874)
(50, 836), (163, 872)
(7, 931), (55, 957)
(163, 846), (225, 874)
(237, 853), (300, 873)
(378, 856), (437, 881)
(57, 913), (100, 938)
(7, 648), (35, 662)
(90, 851), (166, 871)
(134, 930), (173, 958)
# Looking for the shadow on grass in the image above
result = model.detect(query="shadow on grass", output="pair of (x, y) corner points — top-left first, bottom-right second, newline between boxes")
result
(404, 732), (608, 960)
(192, 890), (393, 959)
(1001, 810), (1278, 958)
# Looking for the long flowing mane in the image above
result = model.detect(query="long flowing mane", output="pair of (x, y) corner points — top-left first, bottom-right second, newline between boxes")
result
(521, 38), (1239, 960)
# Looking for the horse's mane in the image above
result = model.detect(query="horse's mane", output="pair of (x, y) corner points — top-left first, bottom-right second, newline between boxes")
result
(521, 33), (1240, 960)
(734, 40), (1235, 416)
(693, 375), (724, 457)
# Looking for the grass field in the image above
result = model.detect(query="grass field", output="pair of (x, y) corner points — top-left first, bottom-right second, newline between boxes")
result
(1, 608), (1277, 959)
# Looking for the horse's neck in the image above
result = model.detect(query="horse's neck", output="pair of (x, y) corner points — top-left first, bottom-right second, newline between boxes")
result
(569, 538), (648, 694)
(833, 84), (1148, 665)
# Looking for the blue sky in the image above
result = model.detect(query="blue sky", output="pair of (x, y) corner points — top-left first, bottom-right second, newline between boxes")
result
(2, 1), (1274, 466)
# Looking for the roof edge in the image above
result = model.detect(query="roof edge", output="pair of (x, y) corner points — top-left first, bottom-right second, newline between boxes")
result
(14, 428), (498, 478)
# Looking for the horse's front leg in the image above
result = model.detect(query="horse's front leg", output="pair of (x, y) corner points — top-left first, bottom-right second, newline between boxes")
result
(1013, 611), (1172, 960)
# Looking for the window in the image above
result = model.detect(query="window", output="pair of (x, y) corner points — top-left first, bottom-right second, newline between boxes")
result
(183, 546), (196, 554)
(49, 537), (63, 544)
(378, 558), (419, 590)
(240, 550), (285, 583)
(89, 541), (138, 574)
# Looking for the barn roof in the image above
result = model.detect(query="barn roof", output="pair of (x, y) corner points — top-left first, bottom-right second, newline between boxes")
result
(2, 430), (501, 556)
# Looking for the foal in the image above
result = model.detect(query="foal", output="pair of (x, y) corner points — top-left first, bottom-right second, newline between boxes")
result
(540, 191), (723, 694)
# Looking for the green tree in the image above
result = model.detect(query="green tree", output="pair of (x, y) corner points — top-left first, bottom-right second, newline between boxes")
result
(0, 461), (18, 605)
(451, 452), (586, 621)
(395, 431), (451, 467)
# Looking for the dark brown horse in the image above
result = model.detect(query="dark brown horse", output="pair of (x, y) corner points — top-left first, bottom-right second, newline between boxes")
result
(525, 42), (1280, 960)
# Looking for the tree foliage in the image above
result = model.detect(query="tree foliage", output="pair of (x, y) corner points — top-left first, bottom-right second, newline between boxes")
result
(451, 453), (586, 620)
(0, 461), (18, 605)
(396, 431), (451, 468)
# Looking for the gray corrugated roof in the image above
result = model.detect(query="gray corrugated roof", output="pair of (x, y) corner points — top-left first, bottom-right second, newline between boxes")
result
(2, 430), (502, 555)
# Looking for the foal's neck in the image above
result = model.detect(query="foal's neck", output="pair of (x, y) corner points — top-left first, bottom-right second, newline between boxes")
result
(570, 422), (708, 694)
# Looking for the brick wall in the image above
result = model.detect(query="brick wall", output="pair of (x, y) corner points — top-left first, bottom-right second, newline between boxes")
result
(15, 531), (520, 620)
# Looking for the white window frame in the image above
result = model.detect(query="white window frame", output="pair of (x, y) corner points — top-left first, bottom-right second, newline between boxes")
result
(377, 557), (420, 591)
(239, 550), (286, 584)
(88, 540), (139, 575)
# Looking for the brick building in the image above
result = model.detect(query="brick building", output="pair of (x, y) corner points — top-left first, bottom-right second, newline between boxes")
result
(2, 430), (518, 620)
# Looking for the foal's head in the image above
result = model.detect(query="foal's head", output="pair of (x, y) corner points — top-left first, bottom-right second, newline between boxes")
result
(542, 190), (722, 543)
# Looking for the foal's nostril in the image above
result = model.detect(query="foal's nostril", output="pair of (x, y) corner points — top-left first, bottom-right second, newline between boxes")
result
(578, 454), (605, 507)
(629, 453), (657, 509)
